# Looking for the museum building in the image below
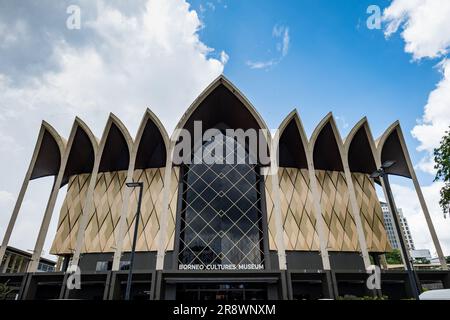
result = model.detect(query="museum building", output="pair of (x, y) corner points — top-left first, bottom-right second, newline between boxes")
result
(0, 75), (449, 300)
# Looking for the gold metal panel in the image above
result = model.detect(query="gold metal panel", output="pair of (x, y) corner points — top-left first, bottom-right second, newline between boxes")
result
(51, 167), (179, 254)
(122, 167), (179, 252)
(278, 168), (319, 251)
(50, 174), (90, 254)
(315, 170), (358, 251)
(352, 173), (391, 252)
(84, 170), (127, 253)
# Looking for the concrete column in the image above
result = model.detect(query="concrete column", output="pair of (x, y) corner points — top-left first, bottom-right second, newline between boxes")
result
(2, 253), (11, 273)
(379, 126), (447, 270)
(9, 255), (18, 273)
(28, 123), (79, 272)
(269, 132), (287, 270)
(71, 160), (100, 268)
(342, 157), (371, 269)
(0, 128), (45, 265)
(28, 167), (65, 272)
(396, 128), (447, 269)
(156, 148), (174, 271)
(55, 256), (63, 272)
(411, 174), (447, 269)
(380, 178), (410, 270)
(112, 157), (136, 271)
(307, 156), (331, 270)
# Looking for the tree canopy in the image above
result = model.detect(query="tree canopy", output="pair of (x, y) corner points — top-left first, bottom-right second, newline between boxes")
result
(434, 127), (450, 218)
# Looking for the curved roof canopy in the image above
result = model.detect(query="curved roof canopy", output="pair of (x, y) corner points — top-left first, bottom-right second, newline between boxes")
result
(311, 115), (344, 171)
(98, 116), (132, 173)
(134, 110), (168, 169)
(30, 122), (65, 180)
(277, 111), (308, 169)
(346, 119), (377, 174)
(377, 122), (411, 178)
(61, 118), (97, 186)
(173, 75), (270, 164)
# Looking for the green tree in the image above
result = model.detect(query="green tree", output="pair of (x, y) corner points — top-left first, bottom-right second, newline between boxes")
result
(385, 249), (402, 264)
(434, 127), (450, 217)
(0, 281), (13, 300)
(414, 258), (430, 264)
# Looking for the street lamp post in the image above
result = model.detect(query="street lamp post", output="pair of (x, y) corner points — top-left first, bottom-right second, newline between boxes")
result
(124, 181), (144, 301)
(370, 161), (420, 300)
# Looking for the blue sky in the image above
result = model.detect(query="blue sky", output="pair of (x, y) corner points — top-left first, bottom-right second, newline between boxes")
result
(0, 0), (449, 257)
(192, 0), (439, 184)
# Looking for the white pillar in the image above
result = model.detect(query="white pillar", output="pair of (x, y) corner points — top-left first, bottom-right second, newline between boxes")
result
(307, 157), (331, 270)
(156, 147), (174, 270)
(0, 128), (45, 265)
(342, 158), (371, 269)
(112, 160), (136, 271)
(397, 128), (448, 270)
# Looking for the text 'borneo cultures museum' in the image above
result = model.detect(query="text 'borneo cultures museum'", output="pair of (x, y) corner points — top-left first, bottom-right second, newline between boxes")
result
(0, 75), (449, 300)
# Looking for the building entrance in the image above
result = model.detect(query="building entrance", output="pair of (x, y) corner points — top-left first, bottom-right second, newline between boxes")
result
(176, 283), (267, 301)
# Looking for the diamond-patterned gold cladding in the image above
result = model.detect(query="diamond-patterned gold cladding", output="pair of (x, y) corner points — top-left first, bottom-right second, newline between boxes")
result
(315, 170), (358, 251)
(50, 173), (90, 254)
(121, 167), (179, 252)
(51, 168), (389, 254)
(278, 168), (319, 251)
(352, 173), (391, 252)
(50, 167), (179, 254)
(84, 170), (128, 253)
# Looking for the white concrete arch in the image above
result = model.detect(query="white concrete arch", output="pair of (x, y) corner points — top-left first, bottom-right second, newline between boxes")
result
(112, 108), (170, 270)
(0, 120), (67, 270)
(310, 113), (371, 269)
(71, 113), (134, 268)
(376, 122), (447, 270)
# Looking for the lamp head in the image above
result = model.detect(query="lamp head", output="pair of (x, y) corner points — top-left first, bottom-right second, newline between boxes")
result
(370, 169), (383, 179)
(126, 182), (143, 188)
(381, 160), (396, 169)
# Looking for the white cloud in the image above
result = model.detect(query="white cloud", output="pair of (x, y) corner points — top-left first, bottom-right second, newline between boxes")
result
(383, 0), (450, 60)
(412, 59), (450, 174)
(381, 1), (450, 257)
(383, 1), (450, 175)
(0, 190), (15, 206)
(247, 60), (277, 70)
(220, 50), (229, 64)
(391, 182), (450, 256)
(273, 25), (290, 57)
(0, 0), (226, 257)
(0, 19), (28, 49)
(247, 24), (290, 70)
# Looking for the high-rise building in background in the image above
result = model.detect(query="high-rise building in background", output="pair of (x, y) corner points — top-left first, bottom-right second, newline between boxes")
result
(381, 201), (415, 251)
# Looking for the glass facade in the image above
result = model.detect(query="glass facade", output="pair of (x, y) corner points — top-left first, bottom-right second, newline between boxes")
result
(178, 133), (265, 268)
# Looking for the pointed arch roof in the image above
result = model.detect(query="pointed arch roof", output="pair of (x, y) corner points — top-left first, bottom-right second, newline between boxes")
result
(277, 110), (309, 169)
(344, 117), (378, 174)
(134, 108), (169, 169)
(376, 121), (412, 178)
(171, 75), (271, 164)
(61, 117), (98, 186)
(30, 121), (66, 180)
(98, 113), (133, 173)
(310, 113), (345, 171)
